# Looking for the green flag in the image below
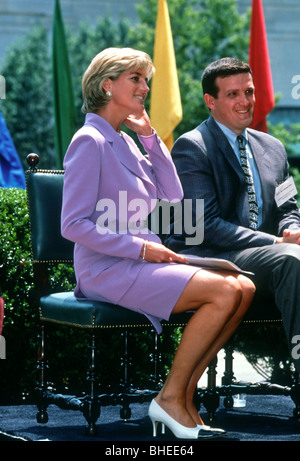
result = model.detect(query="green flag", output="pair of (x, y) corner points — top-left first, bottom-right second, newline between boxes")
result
(52, 0), (77, 169)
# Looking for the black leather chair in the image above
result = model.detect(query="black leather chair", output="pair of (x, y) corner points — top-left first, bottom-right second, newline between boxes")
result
(25, 154), (192, 436)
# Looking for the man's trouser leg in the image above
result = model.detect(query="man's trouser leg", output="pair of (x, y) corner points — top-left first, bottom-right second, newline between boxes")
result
(230, 243), (300, 374)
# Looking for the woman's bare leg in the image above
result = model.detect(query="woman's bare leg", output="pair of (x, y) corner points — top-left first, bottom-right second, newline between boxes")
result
(184, 274), (255, 424)
(155, 271), (255, 428)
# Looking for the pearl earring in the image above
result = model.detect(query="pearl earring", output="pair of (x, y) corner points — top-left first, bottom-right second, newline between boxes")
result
(106, 91), (112, 97)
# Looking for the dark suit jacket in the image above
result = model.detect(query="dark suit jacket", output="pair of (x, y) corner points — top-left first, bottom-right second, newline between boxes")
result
(165, 116), (300, 259)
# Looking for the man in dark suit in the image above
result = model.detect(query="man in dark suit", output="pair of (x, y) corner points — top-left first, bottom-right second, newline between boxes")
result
(165, 57), (300, 374)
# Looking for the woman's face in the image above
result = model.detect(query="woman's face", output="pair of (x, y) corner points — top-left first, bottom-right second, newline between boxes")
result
(107, 68), (150, 116)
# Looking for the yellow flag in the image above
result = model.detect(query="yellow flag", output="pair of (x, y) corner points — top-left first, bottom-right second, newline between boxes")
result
(150, 0), (182, 150)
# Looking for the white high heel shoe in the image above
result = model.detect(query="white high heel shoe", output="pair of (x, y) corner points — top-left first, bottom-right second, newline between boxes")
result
(197, 424), (226, 437)
(148, 399), (214, 440)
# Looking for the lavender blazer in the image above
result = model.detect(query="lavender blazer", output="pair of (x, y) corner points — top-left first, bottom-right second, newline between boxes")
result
(61, 113), (183, 303)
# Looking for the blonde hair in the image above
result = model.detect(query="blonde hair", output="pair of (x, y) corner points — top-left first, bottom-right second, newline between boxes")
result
(81, 47), (155, 113)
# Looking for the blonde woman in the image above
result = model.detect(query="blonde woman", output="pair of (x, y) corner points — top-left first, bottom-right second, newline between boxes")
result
(61, 48), (255, 439)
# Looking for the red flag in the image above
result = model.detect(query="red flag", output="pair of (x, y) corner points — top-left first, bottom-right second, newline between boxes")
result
(249, 0), (274, 132)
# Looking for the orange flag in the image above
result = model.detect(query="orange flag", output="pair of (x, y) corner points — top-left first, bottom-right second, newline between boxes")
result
(249, 0), (275, 132)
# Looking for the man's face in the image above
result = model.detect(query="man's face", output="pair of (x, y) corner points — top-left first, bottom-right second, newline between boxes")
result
(204, 72), (255, 134)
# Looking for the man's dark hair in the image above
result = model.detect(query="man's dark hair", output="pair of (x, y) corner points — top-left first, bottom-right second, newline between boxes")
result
(201, 57), (252, 98)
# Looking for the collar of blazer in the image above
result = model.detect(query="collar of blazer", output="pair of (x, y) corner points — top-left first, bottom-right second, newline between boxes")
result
(246, 130), (275, 220)
(206, 116), (270, 181)
(247, 129), (272, 173)
(85, 113), (154, 187)
(206, 116), (244, 182)
(206, 116), (275, 223)
(205, 116), (250, 226)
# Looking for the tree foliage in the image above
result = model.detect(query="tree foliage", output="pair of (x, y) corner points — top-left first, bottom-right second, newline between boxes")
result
(0, 0), (250, 170)
(0, 27), (55, 170)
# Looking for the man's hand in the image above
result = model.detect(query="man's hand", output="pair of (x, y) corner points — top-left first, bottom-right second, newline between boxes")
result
(276, 229), (300, 245)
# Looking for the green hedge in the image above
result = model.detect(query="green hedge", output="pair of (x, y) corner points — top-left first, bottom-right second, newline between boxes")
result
(0, 187), (180, 402)
(0, 187), (36, 399)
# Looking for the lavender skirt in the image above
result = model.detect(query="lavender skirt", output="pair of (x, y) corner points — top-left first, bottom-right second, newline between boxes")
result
(116, 261), (201, 333)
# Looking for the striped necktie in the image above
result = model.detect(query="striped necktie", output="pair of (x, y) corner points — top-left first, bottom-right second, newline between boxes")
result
(237, 135), (258, 230)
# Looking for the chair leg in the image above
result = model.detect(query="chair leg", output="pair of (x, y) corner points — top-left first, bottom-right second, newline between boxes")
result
(222, 342), (235, 409)
(202, 356), (220, 423)
(150, 331), (163, 390)
(120, 329), (132, 420)
(36, 324), (49, 424)
(82, 331), (100, 436)
(222, 342), (236, 385)
(291, 372), (300, 419)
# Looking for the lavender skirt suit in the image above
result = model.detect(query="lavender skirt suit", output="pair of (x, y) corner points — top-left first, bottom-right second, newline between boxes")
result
(61, 113), (199, 332)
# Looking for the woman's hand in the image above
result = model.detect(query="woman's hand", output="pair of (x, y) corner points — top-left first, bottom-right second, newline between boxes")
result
(140, 241), (188, 264)
(123, 108), (153, 137)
